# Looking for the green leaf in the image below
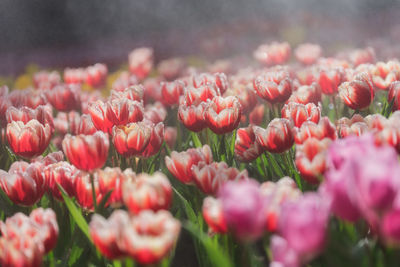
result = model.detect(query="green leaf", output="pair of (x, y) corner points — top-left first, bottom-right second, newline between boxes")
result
(191, 132), (202, 148)
(68, 246), (84, 266)
(172, 187), (197, 223)
(184, 222), (233, 267)
(58, 184), (91, 241)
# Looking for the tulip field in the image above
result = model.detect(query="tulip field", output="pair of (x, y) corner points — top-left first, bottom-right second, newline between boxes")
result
(2, 42), (400, 267)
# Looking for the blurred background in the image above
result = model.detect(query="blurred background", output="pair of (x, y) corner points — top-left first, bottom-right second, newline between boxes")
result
(1, 0), (400, 75)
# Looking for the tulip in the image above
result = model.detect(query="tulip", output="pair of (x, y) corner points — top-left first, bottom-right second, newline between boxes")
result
(270, 235), (301, 267)
(112, 122), (152, 157)
(315, 67), (345, 95)
(0, 96), (11, 126)
(279, 193), (330, 261)
(349, 47), (375, 66)
(254, 118), (294, 153)
(202, 196), (228, 234)
(33, 151), (64, 166)
(204, 96), (242, 134)
(388, 81), (400, 111)
(8, 89), (47, 109)
(90, 210), (130, 259)
(111, 72), (139, 92)
(281, 102), (321, 128)
(294, 43), (322, 65)
(253, 42), (291, 65)
(0, 234), (44, 267)
(30, 208), (59, 253)
(184, 84), (220, 106)
(128, 47), (154, 80)
(0, 161), (46, 206)
(178, 101), (207, 132)
(62, 131), (109, 171)
(144, 102), (167, 124)
(157, 58), (186, 80)
(74, 171), (104, 210)
(235, 125), (264, 162)
(110, 85), (144, 102)
(161, 80), (185, 106)
(7, 119), (52, 158)
(294, 116), (337, 144)
(337, 116), (369, 138)
(6, 105), (54, 130)
(295, 138), (331, 184)
(89, 98), (144, 134)
(339, 72), (375, 110)
(33, 70), (61, 89)
(95, 167), (129, 207)
(64, 67), (86, 85)
(44, 161), (79, 200)
(54, 111), (80, 135)
(249, 104), (265, 125)
(225, 83), (258, 114)
(119, 210), (181, 265)
(372, 62), (400, 90)
(141, 121), (164, 158)
(85, 63), (108, 88)
(381, 209), (400, 246)
(192, 72), (229, 95)
(288, 82), (322, 105)
(76, 114), (97, 135)
(122, 172), (172, 214)
(253, 70), (293, 104)
(44, 84), (81, 111)
(165, 145), (213, 184)
(365, 113), (386, 131)
(164, 127), (177, 149)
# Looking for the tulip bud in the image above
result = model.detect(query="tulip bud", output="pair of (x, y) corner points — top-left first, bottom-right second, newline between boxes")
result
(253, 42), (291, 65)
(44, 84), (81, 111)
(85, 63), (108, 88)
(30, 208), (59, 253)
(178, 101), (207, 132)
(294, 43), (322, 65)
(294, 116), (337, 144)
(128, 47), (154, 80)
(254, 118), (294, 153)
(204, 96), (242, 134)
(44, 161), (78, 200)
(74, 172), (103, 210)
(388, 81), (400, 111)
(161, 80), (185, 106)
(235, 125), (264, 162)
(112, 122), (152, 157)
(282, 102), (321, 128)
(253, 70), (292, 104)
(315, 67), (345, 95)
(339, 72), (375, 110)
(202, 196), (228, 234)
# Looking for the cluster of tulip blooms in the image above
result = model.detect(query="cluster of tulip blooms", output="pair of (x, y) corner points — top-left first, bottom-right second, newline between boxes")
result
(1, 40), (400, 267)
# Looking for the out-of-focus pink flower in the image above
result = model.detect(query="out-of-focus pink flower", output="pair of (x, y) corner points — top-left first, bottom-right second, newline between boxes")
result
(165, 145), (213, 184)
(112, 122), (152, 157)
(62, 131), (109, 171)
(294, 116), (337, 144)
(29, 208), (59, 253)
(44, 84), (81, 111)
(44, 161), (79, 200)
(85, 63), (108, 88)
(157, 58), (186, 81)
(349, 47), (375, 66)
(0, 161), (46, 206)
(339, 72), (375, 110)
(74, 171), (104, 210)
(295, 138), (331, 184)
(288, 82), (322, 105)
(219, 179), (266, 242)
(253, 70), (293, 104)
(254, 118), (294, 153)
(178, 101), (207, 132)
(33, 71), (61, 89)
(64, 67), (86, 85)
(164, 127), (177, 149)
(295, 43), (322, 65)
(388, 81), (400, 111)
(192, 162), (248, 195)
(204, 96), (242, 134)
(89, 98), (144, 134)
(144, 102), (167, 124)
(111, 71), (139, 92)
(110, 85), (144, 102)
(143, 77), (164, 103)
(270, 235), (301, 267)
(381, 209), (400, 246)
(7, 119), (52, 158)
(128, 47), (154, 80)
(202, 196), (228, 234)
(248, 104), (265, 125)
(254, 42), (291, 65)
(235, 125), (264, 162)
(281, 102), (320, 128)
(161, 80), (185, 106)
(279, 193), (330, 261)
(315, 67), (345, 95)
(122, 172), (172, 214)
(119, 210), (180, 265)
(90, 210), (130, 259)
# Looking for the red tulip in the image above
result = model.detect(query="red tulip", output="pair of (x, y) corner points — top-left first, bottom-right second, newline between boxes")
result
(6, 105), (54, 131)
(144, 102), (167, 124)
(0, 96), (11, 126)
(339, 72), (375, 110)
(315, 67), (345, 95)
(112, 122), (152, 157)
(165, 145), (213, 184)
(33, 70), (61, 89)
(62, 131), (109, 171)
(90, 210), (130, 259)
(33, 151), (64, 166)
(157, 58), (186, 80)
(7, 119), (52, 158)
(8, 89), (47, 109)
(178, 101), (207, 132)
(119, 210), (180, 265)
(254, 118), (294, 153)
(184, 84), (220, 105)
(288, 82), (322, 105)
(96, 167), (132, 207)
(192, 72), (229, 95)
(295, 138), (332, 184)
(128, 47), (154, 80)
(30, 208), (59, 253)
(295, 43), (322, 65)
(89, 98), (144, 134)
(164, 127), (177, 149)
(253, 70), (293, 104)
(64, 67), (86, 85)
(192, 162), (248, 195)
(249, 104), (265, 125)
(202, 196), (228, 234)
(235, 125), (264, 162)
(44, 84), (81, 111)
(122, 172), (172, 214)
(295, 66), (316, 86)
(337, 115), (369, 138)
(281, 102), (321, 128)
(365, 113), (386, 131)
(141, 122), (164, 158)
(294, 116), (337, 144)
(225, 83), (258, 114)
(80, 90), (104, 114)
(388, 81), (400, 111)
(253, 42), (291, 65)
(110, 85), (144, 102)
(44, 161), (79, 200)
(85, 63), (108, 88)
(204, 96), (242, 134)
(74, 171), (103, 210)
(161, 80), (185, 106)
(111, 71), (139, 92)
(0, 161), (45, 206)
(372, 62), (400, 90)
(349, 47), (375, 66)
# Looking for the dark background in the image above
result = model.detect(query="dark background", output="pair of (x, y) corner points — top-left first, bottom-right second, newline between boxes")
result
(0, 0), (399, 74)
